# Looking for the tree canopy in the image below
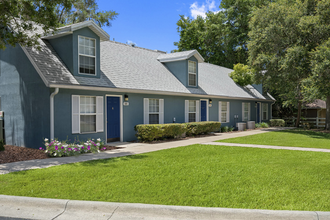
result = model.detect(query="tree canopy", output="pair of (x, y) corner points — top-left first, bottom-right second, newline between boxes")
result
(229, 63), (254, 87)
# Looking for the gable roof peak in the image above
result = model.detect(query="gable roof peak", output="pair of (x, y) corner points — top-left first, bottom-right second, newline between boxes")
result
(157, 50), (204, 63)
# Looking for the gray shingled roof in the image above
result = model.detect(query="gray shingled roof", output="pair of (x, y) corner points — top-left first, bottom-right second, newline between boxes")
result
(157, 50), (204, 63)
(21, 24), (273, 101)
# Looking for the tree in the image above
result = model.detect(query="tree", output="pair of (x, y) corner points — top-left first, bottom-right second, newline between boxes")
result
(0, 0), (73, 50)
(229, 63), (254, 87)
(56, 0), (118, 27)
(248, 0), (330, 128)
(174, 0), (272, 69)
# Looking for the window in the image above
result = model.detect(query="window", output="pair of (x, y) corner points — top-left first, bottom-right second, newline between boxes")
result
(262, 103), (268, 120)
(219, 101), (230, 123)
(144, 98), (164, 124)
(185, 100), (200, 122)
(242, 102), (250, 121)
(188, 60), (197, 86)
(149, 99), (160, 124)
(78, 36), (96, 75)
(72, 95), (103, 134)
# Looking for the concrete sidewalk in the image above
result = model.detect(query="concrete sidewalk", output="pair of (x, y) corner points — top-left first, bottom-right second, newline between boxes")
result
(0, 127), (293, 175)
(0, 195), (329, 220)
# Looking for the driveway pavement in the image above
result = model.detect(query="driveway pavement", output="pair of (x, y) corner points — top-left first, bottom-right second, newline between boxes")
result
(2, 127), (329, 220)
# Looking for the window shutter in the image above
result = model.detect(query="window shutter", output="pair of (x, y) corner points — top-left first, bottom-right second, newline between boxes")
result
(96, 96), (104, 132)
(159, 99), (164, 124)
(72, 95), (80, 134)
(196, 100), (200, 122)
(227, 102), (230, 123)
(185, 100), (189, 123)
(248, 103), (251, 121)
(144, 98), (149, 124)
(218, 101), (222, 122)
(242, 103), (244, 121)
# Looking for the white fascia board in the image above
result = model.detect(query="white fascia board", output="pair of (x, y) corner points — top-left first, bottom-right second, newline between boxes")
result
(41, 31), (73, 40)
(48, 84), (273, 102)
(158, 51), (204, 63)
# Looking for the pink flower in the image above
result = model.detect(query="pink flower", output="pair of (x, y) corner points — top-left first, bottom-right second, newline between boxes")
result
(55, 146), (58, 150)
(87, 146), (91, 151)
(39, 147), (43, 150)
(61, 147), (64, 149)
(68, 148), (72, 151)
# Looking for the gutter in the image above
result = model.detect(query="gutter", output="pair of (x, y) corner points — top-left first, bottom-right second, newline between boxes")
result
(50, 88), (59, 140)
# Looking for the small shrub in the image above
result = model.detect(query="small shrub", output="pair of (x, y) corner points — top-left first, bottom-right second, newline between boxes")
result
(135, 124), (186, 142)
(185, 121), (221, 136)
(0, 140), (4, 152)
(221, 126), (229, 133)
(269, 119), (285, 127)
(256, 122), (269, 128)
(228, 126), (235, 132)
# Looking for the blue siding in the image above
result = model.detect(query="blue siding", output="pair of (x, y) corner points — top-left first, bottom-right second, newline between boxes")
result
(252, 84), (263, 95)
(0, 45), (50, 149)
(53, 89), (270, 143)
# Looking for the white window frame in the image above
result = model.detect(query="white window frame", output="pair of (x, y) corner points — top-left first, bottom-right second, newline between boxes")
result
(78, 35), (97, 76)
(185, 100), (200, 122)
(144, 98), (164, 124)
(242, 102), (251, 122)
(188, 60), (197, 87)
(219, 101), (230, 123)
(262, 103), (269, 120)
(72, 95), (104, 134)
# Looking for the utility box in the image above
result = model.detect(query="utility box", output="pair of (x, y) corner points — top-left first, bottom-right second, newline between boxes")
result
(247, 121), (255, 129)
(0, 111), (3, 142)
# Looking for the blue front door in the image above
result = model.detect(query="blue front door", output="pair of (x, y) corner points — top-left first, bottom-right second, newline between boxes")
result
(201, 100), (207, 121)
(257, 102), (261, 123)
(107, 97), (120, 142)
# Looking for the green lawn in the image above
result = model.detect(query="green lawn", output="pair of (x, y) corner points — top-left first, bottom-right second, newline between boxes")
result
(1, 144), (330, 211)
(217, 129), (330, 149)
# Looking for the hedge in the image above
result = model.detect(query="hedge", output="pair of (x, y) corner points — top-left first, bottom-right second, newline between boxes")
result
(135, 121), (221, 142)
(269, 119), (285, 127)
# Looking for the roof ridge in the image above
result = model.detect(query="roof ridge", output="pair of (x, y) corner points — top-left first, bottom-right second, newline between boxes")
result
(101, 40), (166, 54)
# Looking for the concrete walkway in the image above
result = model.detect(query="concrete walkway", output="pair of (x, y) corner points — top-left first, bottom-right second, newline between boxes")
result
(1, 195), (329, 220)
(0, 127), (293, 175)
(2, 127), (330, 220)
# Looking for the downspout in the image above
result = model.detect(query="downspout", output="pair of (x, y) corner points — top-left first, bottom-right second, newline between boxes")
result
(50, 88), (59, 140)
(271, 101), (275, 120)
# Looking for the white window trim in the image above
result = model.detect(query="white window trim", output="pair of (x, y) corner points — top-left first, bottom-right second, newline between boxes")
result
(105, 95), (123, 142)
(219, 101), (230, 123)
(262, 103), (269, 120)
(78, 35), (97, 76)
(188, 60), (197, 87)
(144, 98), (164, 124)
(72, 95), (104, 134)
(185, 100), (200, 122)
(242, 102), (251, 122)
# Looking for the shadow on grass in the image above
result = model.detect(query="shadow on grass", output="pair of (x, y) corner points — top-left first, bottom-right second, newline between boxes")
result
(275, 129), (330, 140)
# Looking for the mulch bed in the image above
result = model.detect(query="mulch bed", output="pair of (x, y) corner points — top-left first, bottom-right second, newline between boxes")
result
(0, 145), (122, 164)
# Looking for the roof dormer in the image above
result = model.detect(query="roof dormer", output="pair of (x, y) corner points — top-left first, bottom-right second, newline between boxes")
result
(157, 50), (204, 88)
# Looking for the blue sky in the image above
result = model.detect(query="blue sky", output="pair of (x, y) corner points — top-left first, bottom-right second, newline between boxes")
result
(97, 0), (221, 53)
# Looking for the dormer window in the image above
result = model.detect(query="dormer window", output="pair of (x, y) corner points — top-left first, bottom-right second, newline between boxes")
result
(78, 36), (96, 75)
(188, 60), (197, 86)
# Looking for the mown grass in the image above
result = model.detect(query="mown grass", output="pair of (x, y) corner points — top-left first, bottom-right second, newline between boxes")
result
(217, 129), (330, 149)
(0, 144), (330, 211)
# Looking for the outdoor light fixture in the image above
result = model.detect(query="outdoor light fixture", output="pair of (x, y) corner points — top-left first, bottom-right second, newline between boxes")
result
(209, 99), (212, 104)
(124, 94), (129, 101)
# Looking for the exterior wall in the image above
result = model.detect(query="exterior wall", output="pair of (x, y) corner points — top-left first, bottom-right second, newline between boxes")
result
(164, 56), (198, 88)
(53, 88), (271, 143)
(0, 45), (50, 149)
(252, 84), (263, 95)
(48, 27), (101, 78)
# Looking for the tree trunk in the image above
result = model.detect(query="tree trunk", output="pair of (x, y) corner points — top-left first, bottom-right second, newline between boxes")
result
(295, 101), (302, 128)
(326, 96), (330, 130)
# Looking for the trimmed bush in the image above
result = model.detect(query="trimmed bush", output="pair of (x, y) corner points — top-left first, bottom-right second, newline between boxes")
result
(135, 124), (186, 142)
(221, 126), (229, 133)
(0, 140), (4, 152)
(270, 119), (285, 127)
(135, 122), (221, 142)
(185, 121), (221, 136)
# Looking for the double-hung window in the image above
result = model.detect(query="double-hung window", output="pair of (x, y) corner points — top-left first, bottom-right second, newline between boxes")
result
(188, 61), (197, 87)
(185, 100), (200, 122)
(242, 102), (250, 121)
(262, 103), (268, 120)
(72, 95), (104, 134)
(79, 36), (96, 75)
(144, 98), (164, 124)
(219, 101), (230, 123)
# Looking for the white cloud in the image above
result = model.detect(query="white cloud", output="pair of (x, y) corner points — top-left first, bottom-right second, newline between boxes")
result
(190, 0), (220, 19)
(127, 40), (137, 46)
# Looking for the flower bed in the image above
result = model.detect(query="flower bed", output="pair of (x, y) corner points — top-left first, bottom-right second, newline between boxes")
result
(41, 138), (105, 157)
